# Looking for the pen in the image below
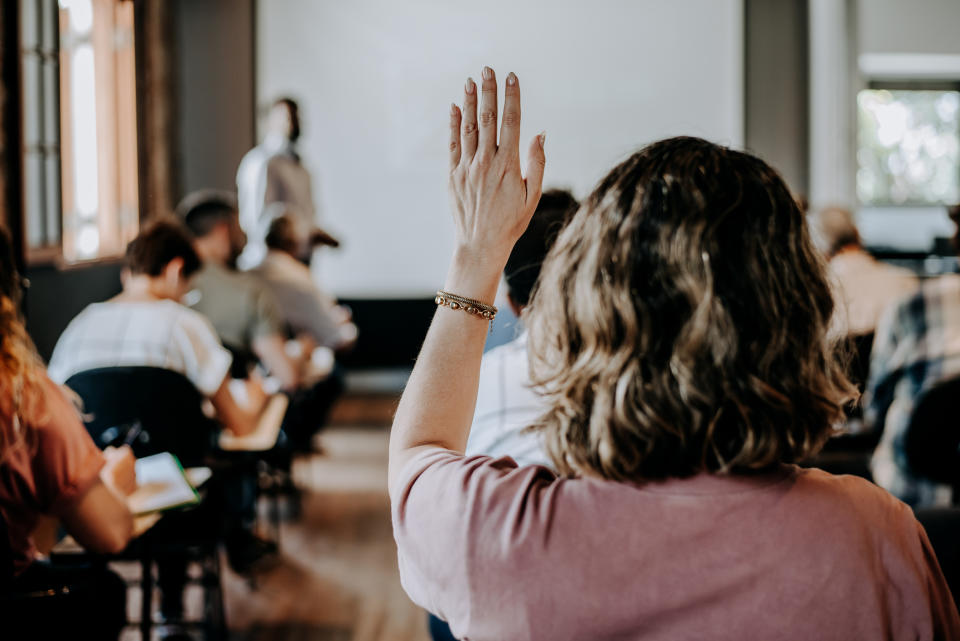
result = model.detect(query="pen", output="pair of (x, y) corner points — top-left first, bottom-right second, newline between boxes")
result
(122, 421), (143, 448)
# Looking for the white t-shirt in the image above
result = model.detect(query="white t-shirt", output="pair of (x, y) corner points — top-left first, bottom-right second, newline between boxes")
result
(48, 299), (232, 397)
(465, 331), (552, 467)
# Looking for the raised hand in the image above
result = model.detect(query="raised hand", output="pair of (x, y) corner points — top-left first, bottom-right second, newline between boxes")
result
(448, 67), (546, 272)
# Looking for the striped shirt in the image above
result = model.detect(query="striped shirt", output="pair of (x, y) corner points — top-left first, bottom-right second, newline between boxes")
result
(465, 331), (552, 468)
(865, 272), (960, 507)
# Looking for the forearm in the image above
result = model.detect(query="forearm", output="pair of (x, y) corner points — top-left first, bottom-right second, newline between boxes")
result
(388, 252), (503, 490)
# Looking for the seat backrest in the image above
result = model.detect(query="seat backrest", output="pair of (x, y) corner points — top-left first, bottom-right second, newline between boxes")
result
(903, 377), (960, 492)
(65, 366), (217, 466)
(915, 507), (960, 611)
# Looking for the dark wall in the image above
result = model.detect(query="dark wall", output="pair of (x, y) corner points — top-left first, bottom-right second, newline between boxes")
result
(25, 261), (122, 362)
(174, 0), (255, 199)
(744, 0), (809, 197)
(337, 298), (434, 370)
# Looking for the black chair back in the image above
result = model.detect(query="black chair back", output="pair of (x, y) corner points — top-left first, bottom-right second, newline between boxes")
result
(65, 366), (218, 466)
(915, 507), (960, 611)
(903, 377), (960, 500)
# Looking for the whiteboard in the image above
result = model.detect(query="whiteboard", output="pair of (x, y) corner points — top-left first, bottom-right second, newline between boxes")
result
(257, 0), (744, 298)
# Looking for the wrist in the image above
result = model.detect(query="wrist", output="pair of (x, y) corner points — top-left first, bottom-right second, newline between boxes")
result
(444, 247), (505, 304)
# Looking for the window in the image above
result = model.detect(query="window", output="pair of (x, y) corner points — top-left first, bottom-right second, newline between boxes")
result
(19, 0), (138, 264)
(857, 86), (960, 207)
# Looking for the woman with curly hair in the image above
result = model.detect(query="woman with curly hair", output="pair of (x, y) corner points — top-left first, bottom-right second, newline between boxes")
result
(388, 68), (959, 640)
(0, 226), (135, 639)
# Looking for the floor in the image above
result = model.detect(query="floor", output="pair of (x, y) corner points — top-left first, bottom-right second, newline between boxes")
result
(224, 425), (429, 641)
(120, 393), (431, 641)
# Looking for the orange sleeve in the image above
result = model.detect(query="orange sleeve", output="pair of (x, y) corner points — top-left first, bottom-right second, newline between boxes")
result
(33, 375), (105, 515)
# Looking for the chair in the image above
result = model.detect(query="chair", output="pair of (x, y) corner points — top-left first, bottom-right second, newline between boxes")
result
(65, 366), (218, 467)
(64, 366), (227, 639)
(915, 508), (960, 611)
(902, 377), (960, 503)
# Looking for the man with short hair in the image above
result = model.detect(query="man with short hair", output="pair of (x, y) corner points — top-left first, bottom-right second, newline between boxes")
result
(255, 210), (358, 351)
(181, 191), (342, 451)
(464, 189), (579, 467)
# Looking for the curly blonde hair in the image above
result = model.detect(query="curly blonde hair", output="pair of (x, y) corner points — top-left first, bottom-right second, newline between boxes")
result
(0, 227), (46, 461)
(526, 137), (855, 481)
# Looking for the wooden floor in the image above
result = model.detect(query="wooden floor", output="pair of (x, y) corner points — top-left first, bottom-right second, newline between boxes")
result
(222, 425), (430, 641)
(119, 393), (431, 641)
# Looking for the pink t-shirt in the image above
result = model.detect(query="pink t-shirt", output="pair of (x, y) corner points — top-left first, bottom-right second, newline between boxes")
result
(392, 450), (960, 641)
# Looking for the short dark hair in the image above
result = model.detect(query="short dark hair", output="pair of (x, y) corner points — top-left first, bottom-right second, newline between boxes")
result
(504, 189), (579, 307)
(125, 219), (202, 278)
(177, 190), (238, 239)
(264, 214), (300, 255)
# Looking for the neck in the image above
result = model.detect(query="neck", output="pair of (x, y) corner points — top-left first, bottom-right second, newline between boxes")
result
(113, 276), (170, 302)
(194, 242), (227, 267)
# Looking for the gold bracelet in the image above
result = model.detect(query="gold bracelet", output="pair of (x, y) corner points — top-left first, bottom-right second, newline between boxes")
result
(435, 290), (498, 321)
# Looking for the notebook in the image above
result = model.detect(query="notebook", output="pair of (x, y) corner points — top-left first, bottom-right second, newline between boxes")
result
(128, 452), (201, 516)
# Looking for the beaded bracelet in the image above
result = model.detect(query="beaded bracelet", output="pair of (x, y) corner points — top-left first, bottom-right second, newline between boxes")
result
(435, 290), (498, 321)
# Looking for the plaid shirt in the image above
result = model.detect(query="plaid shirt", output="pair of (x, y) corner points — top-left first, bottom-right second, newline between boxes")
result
(865, 273), (960, 507)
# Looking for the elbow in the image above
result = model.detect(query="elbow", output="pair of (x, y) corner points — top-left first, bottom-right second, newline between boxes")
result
(91, 515), (135, 555)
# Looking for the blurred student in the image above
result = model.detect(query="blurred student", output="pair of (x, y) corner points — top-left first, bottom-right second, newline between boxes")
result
(181, 192), (343, 451)
(48, 220), (267, 438)
(179, 191), (304, 388)
(464, 189), (578, 467)
(47, 220), (272, 615)
(255, 210), (357, 351)
(0, 226), (135, 640)
(866, 204), (960, 507)
(812, 207), (917, 336)
(237, 97), (338, 268)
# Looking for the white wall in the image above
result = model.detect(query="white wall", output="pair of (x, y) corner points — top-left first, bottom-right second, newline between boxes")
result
(859, 0), (960, 56)
(258, 0), (744, 298)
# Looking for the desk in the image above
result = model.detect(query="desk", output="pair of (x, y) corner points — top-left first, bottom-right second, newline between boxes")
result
(218, 394), (289, 452)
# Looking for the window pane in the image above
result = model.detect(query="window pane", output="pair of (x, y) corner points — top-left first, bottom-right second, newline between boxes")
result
(24, 152), (45, 247)
(19, 0), (38, 50)
(43, 60), (59, 145)
(857, 89), (960, 206)
(44, 154), (61, 242)
(21, 54), (41, 147)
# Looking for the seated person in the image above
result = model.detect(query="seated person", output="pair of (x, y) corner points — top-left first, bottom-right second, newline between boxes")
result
(0, 225), (136, 640)
(812, 206), (917, 336)
(48, 219), (267, 438)
(389, 70), (959, 639)
(865, 205), (960, 507)
(464, 189), (578, 467)
(47, 220), (272, 617)
(180, 191), (343, 451)
(254, 210), (357, 351)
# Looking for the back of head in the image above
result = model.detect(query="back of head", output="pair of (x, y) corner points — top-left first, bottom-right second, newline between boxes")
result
(0, 226), (44, 452)
(177, 190), (239, 239)
(527, 136), (854, 481)
(125, 219), (202, 278)
(505, 189), (579, 308)
(264, 212), (301, 256)
(270, 96), (301, 142)
(812, 207), (861, 257)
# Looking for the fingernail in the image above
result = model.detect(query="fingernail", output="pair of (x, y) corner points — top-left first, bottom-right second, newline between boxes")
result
(465, 78), (475, 94)
(450, 102), (458, 116)
(539, 131), (546, 148)
(506, 72), (517, 86)
(482, 66), (493, 80)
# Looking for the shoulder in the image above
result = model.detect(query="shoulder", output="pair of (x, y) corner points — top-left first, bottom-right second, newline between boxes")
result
(791, 466), (916, 529)
(161, 300), (223, 340)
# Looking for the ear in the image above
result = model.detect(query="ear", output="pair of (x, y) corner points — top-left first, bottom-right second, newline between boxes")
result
(165, 257), (185, 283)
